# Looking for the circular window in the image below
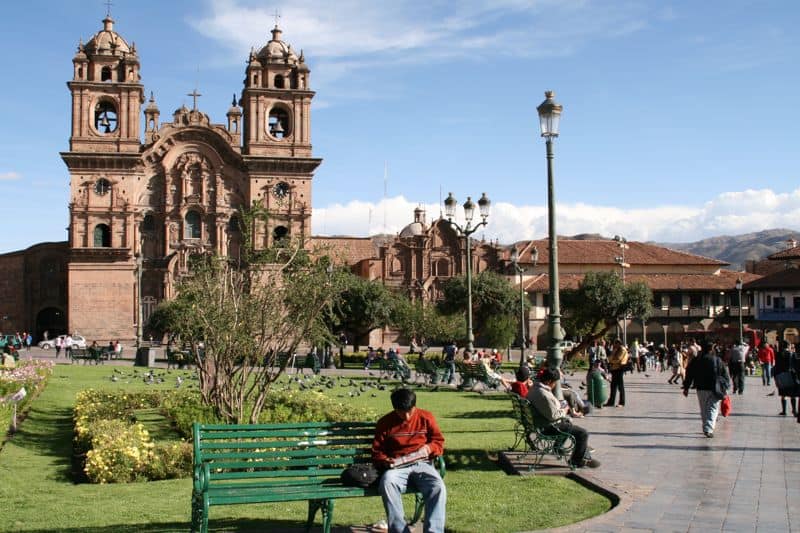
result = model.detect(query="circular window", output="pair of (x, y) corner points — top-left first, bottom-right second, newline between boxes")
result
(95, 178), (111, 195)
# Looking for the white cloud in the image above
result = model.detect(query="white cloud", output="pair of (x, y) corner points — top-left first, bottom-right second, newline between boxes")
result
(312, 188), (800, 244)
(0, 172), (20, 181)
(190, 0), (653, 85)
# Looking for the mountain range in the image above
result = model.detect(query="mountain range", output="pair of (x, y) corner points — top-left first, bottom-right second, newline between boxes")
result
(568, 229), (798, 271)
(658, 228), (799, 271)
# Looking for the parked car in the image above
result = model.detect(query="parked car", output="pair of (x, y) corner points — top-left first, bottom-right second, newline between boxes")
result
(556, 340), (576, 351)
(38, 334), (87, 350)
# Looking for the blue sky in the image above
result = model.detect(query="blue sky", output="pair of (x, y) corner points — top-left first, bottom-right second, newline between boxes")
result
(1, 0), (800, 254)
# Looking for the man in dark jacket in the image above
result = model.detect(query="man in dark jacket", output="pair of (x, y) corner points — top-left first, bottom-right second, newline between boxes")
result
(684, 343), (731, 438)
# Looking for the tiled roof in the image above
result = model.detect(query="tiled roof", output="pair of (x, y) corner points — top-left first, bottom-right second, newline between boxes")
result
(767, 247), (800, 260)
(307, 236), (377, 265)
(524, 270), (760, 293)
(509, 239), (727, 266)
(742, 267), (800, 290)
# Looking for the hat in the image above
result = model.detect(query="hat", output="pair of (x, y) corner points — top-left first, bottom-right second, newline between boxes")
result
(515, 366), (531, 382)
(492, 349), (498, 354)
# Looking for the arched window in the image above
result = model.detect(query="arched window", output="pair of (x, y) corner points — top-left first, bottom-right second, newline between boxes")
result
(94, 101), (118, 134)
(101, 66), (112, 81)
(267, 106), (291, 138)
(273, 225), (288, 243)
(184, 211), (201, 239)
(274, 74), (285, 88)
(142, 214), (156, 232)
(436, 258), (450, 277)
(228, 216), (241, 233)
(93, 224), (111, 247)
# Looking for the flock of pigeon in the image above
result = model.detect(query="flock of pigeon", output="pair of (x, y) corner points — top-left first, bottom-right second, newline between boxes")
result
(108, 368), (195, 388)
(274, 373), (392, 399)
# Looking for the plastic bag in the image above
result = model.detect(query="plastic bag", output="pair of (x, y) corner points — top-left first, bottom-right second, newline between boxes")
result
(720, 395), (731, 417)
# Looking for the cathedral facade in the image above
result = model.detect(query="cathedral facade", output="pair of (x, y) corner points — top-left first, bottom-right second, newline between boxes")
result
(7, 16), (320, 341)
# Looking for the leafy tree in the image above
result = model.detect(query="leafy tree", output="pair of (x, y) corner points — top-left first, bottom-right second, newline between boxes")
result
(560, 271), (653, 360)
(333, 274), (396, 351)
(391, 297), (465, 347)
(437, 271), (525, 339)
(482, 313), (517, 349)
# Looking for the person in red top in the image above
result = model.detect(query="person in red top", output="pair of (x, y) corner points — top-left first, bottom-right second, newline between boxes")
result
(510, 365), (532, 397)
(757, 343), (776, 386)
(372, 388), (446, 533)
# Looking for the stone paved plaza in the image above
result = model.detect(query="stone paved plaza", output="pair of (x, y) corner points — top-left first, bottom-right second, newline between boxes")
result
(555, 372), (800, 533)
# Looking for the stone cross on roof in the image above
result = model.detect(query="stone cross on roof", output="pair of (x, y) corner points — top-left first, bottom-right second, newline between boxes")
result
(187, 89), (201, 111)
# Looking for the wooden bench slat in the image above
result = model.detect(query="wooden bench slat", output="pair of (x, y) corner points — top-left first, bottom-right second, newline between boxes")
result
(209, 467), (347, 481)
(199, 436), (372, 450)
(199, 421), (375, 431)
(202, 447), (369, 461)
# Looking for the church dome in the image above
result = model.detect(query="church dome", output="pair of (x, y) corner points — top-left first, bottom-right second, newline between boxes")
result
(85, 16), (131, 56)
(257, 26), (299, 64)
(399, 222), (425, 238)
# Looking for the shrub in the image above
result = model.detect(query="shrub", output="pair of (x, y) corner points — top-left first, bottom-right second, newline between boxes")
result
(84, 420), (154, 483)
(145, 441), (193, 480)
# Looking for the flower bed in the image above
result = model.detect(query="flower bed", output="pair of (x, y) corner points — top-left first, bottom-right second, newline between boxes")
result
(0, 358), (54, 439)
(74, 386), (376, 483)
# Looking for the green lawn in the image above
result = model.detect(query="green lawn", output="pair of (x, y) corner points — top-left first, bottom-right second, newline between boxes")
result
(0, 364), (611, 532)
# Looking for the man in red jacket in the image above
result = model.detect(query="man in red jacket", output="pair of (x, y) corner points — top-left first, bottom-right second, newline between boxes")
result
(372, 388), (446, 533)
(758, 343), (776, 386)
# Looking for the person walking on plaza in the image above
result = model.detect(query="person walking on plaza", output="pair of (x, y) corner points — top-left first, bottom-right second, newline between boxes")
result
(441, 341), (457, 385)
(372, 388), (446, 533)
(605, 339), (629, 407)
(683, 342), (731, 438)
(758, 342), (775, 386)
(667, 344), (683, 385)
(728, 341), (749, 394)
(774, 341), (799, 416)
(55, 335), (62, 358)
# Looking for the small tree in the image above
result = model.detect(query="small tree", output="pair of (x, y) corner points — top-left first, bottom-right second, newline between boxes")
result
(437, 271), (524, 340)
(163, 246), (343, 423)
(333, 274), (396, 351)
(482, 314), (516, 349)
(561, 271), (653, 360)
(391, 297), (465, 347)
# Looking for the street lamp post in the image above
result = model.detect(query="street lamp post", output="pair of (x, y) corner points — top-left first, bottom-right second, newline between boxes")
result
(510, 248), (529, 366)
(537, 90), (564, 397)
(735, 277), (744, 344)
(135, 235), (144, 349)
(444, 192), (491, 354)
(613, 235), (629, 345)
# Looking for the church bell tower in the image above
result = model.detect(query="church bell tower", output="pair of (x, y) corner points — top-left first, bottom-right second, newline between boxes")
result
(241, 25), (321, 247)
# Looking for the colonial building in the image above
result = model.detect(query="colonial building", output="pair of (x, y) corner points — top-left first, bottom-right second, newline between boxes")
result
(743, 239), (800, 343)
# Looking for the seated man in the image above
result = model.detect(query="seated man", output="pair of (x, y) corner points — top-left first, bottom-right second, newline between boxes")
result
(527, 368), (600, 469)
(372, 388), (446, 533)
(511, 365), (533, 397)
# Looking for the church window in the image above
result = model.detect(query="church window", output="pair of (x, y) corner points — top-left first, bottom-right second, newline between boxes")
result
(228, 216), (241, 233)
(267, 106), (291, 139)
(273, 225), (289, 243)
(101, 66), (112, 81)
(93, 224), (111, 247)
(435, 258), (450, 277)
(94, 101), (118, 134)
(142, 214), (156, 232)
(274, 74), (285, 88)
(184, 211), (201, 239)
(94, 178), (111, 196)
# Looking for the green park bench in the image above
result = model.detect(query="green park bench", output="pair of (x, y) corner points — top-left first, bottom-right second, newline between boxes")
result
(190, 421), (446, 533)
(166, 346), (191, 369)
(508, 394), (576, 470)
(380, 357), (411, 381)
(70, 347), (102, 364)
(456, 361), (501, 390)
(414, 358), (445, 385)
